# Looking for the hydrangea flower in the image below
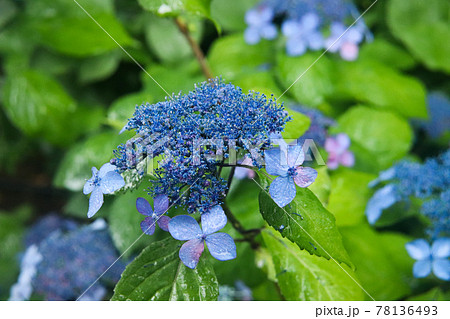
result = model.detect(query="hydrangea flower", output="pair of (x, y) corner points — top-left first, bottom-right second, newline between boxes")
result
(282, 13), (324, 56)
(265, 144), (318, 207)
(244, 5), (278, 45)
(114, 78), (289, 214)
(168, 206), (236, 269)
(420, 92), (450, 139)
(406, 238), (450, 281)
(325, 21), (366, 61)
(325, 133), (355, 170)
(293, 105), (335, 147)
(136, 195), (171, 235)
(234, 157), (256, 180)
(365, 184), (399, 224)
(83, 163), (125, 218)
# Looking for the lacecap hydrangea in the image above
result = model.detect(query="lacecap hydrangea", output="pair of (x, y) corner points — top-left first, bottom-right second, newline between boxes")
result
(112, 77), (290, 214)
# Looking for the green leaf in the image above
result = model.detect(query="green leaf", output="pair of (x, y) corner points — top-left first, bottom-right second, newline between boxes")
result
(54, 130), (130, 191)
(327, 169), (377, 226)
(138, 0), (219, 30)
(408, 288), (450, 301)
(233, 72), (282, 97)
(262, 229), (364, 301)
(0, 0), (17, 29)
(208, 34), (274, 80)
(144, 16), (202, 63)
(282, 107), (311, 140)
(387, 0), (450, 73)
(340, 225), (413, 300)
(78, 50), (121, 84)
(210, 0), (259, 32)
(359, 38), (416, 70)
(307, 167), (331, 206)
(277, 52), (335, 107)
(26, 0), (132, 57)
(257, 172), (353, 268)
(107, 91), (153, 130)
(334, 106), (413, 170)
(111, 237), (219, 300)
(334, 60), (427, 119)
(108, 179), (157, 257)
(2, 70), (77, 145)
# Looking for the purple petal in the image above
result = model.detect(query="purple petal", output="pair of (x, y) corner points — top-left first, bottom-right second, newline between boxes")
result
(287, 145), (304, 167)
(264, 148), (289, 176)
(269, 176), (296, 208)
(87, 188), (103, 218)
(432, 259), (450, 281)
(340, 150), (355, 167)
(179, 239), (204, 269)
(140, 217), (156, 235)
(98, 163), (116, 178)
(431, 238), (450, 259)
(168, 215), (202, 240)
(201, 206), (227, 235)
(406, 239), (431, 260)
(327, 154), (340, 170)
(136, 197), (153, 216)
(205, 233), (236, 261)
(413, 260), (432, 278)
(99, 171), (125, 194)
(325, 136), (340, 153)
(157, 215), (171, 232)
(336, 133), (351, 151)
(340, 42), (359, 61)
(294, 166), (317, 188)
(154, 194), (169, 215)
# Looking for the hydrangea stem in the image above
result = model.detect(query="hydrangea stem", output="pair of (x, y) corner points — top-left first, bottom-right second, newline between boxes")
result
(174, 17), (213, 79)
(222, 203), (260, 249)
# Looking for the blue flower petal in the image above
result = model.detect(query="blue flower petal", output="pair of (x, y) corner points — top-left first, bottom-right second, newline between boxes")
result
(98, 163), (116, 178)
(366, 184), (398, 224)
(287, 145), (304, 167)
(136, 197), (153, 216)
(201, 206), (227, 235)
(87, 188), (104, 218)
(83, 179), (95, 195)
(244, 27), (261, 45)
(99, 171), (125, 194)
(179, 239), (204, 269)
(205, 233), (236, 261)
(140, 216), (156, 235)
(294, 166), (317, 187)
(269, 176), (296, 208)
(260, 24), (277, 40)
(432, 259), (450, 281)
(157, 215), (171, 232)
(168, 215), (202, 240)
(406, 239), (431, 260)
(431, 237), (450, 259)
(413, 260), (432, 278)
(154, 194), (169, 214)
(264, 148), (289, 176)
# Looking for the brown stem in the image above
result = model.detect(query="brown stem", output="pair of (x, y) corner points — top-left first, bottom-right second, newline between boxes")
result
(222, 203), (260, 249)
(174, 17), (213, 79)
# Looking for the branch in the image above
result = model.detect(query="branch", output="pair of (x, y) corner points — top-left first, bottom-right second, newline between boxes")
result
(174, 17), (213, 79)
(222, 203), (260, 249)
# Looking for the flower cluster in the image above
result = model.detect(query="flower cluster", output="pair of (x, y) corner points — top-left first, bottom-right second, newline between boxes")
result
(244, 0), (371, 60)
(10, 217), (123, 301)
(367, 150), (450, 239)
(112, 77), (289, 214)
(417, 92), (450, 139)
(294, 105), (335, 147)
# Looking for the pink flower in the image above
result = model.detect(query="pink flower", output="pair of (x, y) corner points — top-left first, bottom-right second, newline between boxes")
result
(325, 133), (355, 170)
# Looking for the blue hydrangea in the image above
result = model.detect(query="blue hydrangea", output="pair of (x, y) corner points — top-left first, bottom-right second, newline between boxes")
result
(10, 218), (124, 301)
(244, 5), (278, 44)
(168, 206), (236, 269)
(419, 92), (450, 139)
(113, 77), (289, 214)
(83, 163), (125, 218)
(367, 150), (450, 238)
(406, 238), (450, 281)
(244, 0), (371, 58)
(265, 144), (318, 207)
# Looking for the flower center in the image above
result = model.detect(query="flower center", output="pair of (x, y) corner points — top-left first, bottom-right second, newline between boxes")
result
(287, 166), (297, 177)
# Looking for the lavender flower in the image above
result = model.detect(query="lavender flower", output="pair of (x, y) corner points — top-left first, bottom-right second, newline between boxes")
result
(244, 5), (278, 44)
(365, 184), (399, 225)
(282, 13), (324, 56)
(325, 21), (365, 61)
(325, 133), (355, 170)
(136, 195), (171, 235)
(234, 157), (256, 180)
(406, 238), (450, 281)
(83, 163), (125, 218)
(168, 206), (236, 269)
(265, 144), (318, 207)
